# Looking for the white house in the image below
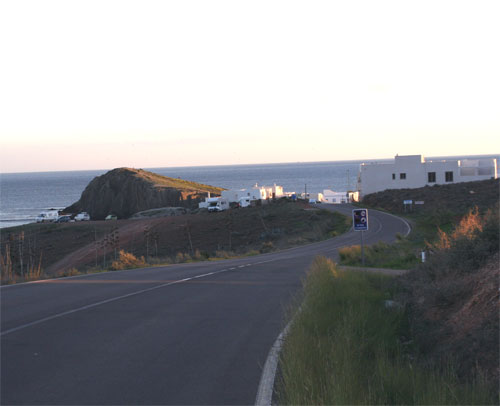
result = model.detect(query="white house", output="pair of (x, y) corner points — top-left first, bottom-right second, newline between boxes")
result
(300, 192), (324, 202)
(322, 190), (359, 204)
(322, 190), (345, 203)
(221, 183), (285, 206)
(357, 155), (498, 197)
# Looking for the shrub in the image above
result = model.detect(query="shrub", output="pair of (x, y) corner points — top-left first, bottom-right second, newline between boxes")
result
(260, 241), (274, 253)
(110, 250), (146, 270)
(214, 250), (234, 259)
(339, 241), (419, 269)
(425, 206), (499, 276)
(60, 268), (81, 277)
(175, 252), (186, 263)
(193, 249), (203, 260)
(338, 245), (361, 265)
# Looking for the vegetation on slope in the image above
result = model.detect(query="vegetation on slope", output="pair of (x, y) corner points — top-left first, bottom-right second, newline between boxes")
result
(340, 178), (499, 269)
(279, 180), (499, 404)
(125, 168), (224, 192)
(277, 257), (495, 405)
(399, 207), (499, 387)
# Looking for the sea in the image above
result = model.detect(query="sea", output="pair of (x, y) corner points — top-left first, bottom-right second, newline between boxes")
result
(1, 156), (498, 229)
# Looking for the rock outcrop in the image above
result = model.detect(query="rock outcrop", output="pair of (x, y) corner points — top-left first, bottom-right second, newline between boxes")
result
(64, 168), (223, 220)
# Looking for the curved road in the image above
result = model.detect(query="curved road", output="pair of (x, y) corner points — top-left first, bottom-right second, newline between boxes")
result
(1, 205), (409, 405)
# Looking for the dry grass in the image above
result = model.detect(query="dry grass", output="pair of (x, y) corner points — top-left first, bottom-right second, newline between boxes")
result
(110, 250), (146, 270)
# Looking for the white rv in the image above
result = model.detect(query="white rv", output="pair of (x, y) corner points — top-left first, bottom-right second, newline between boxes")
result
(239, 197), (251, 208)
(36, 210), (59, 223)
(208, 199), (229, 212)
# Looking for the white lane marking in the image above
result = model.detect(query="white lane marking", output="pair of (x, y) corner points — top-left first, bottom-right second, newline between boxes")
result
(255, 321), (292, 406)
(1, 268), (238, 337)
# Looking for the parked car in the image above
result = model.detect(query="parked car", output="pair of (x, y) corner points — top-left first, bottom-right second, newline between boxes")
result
(55, 215), (72, 223)
(105, 214), (117, 221)
(75, 212), (90, 221)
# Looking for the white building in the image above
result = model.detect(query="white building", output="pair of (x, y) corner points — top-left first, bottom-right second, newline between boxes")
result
(221, 183), (285, 206)
(322, 190), (359, 204)
(357, 155), (497, 197)
(300, 192), (324, 203)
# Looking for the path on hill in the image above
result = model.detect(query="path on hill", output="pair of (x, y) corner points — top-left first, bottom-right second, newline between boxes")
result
(1, 205), (409, 405)
(45, 218), (163, 276)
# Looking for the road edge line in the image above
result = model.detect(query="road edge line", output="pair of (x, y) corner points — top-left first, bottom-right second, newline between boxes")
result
(255, 321), (291, 406)
(254, 208), (410, 406)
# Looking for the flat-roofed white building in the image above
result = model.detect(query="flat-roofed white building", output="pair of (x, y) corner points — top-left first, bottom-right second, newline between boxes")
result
(322, 190), (359, 204)
(357, 155), (497, 197)
(220, 183), (285, 206)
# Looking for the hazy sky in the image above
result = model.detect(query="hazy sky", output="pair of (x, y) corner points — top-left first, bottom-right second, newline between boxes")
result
(1, 0), (499, 173)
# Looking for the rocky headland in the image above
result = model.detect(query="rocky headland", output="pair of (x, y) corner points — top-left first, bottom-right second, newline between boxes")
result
(64, 167), (224, 220)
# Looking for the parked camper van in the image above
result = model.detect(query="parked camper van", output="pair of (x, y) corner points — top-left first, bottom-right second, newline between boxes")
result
(239, 197), (251, 208)
(36, 210), (59, 223)
(75, 212), (90, 221)
(208, 199), (229, 212)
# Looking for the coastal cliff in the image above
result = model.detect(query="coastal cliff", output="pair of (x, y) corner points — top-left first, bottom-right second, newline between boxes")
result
(64, 168), (223, 220)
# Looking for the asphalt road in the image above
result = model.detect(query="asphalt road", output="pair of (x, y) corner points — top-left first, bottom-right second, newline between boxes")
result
(1, 205), (409, 405)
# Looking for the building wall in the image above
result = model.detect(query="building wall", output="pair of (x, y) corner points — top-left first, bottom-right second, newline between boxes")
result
(221, 184), (285, 203)
(358, 155), (497, 197)
(322, 189), (348, 204)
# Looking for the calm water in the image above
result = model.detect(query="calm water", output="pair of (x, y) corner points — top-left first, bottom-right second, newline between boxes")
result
(0, 161), (363, 229)
(1, 156), (498, 229)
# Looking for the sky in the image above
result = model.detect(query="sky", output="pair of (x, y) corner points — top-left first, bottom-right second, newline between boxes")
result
(0, 0), (499, 173)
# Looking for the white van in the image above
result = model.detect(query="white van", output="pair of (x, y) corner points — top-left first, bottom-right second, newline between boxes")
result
(75, 212), (90, 221)
(208, 199), (229, 212)
(36, 210), (59, 223)
(239, 197), (251, 208)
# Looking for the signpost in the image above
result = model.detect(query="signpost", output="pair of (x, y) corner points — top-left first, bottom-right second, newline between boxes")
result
(352, 209), (368, 265)
(403, 199), (413, 212)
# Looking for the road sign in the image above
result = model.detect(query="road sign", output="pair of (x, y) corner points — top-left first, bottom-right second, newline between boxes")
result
(352, 209), (368, 231)
(403, 200), (413, 205)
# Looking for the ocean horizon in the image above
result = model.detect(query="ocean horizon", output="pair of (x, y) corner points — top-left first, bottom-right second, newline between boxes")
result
(1, 155), (498, 229)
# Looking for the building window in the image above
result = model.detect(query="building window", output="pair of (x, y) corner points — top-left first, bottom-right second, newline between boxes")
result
(392, 173), (395, 180)
(428, 172), (436, 183)
(400, 173), (406, 180)
(445, 171), (454, 182)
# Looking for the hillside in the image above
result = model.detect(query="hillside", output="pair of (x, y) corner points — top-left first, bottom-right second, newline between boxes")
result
(358, 178), (499, 389)
(64, 168), (224, 220)
(400, 207), (499, 388)
(361, 178), (499, 215)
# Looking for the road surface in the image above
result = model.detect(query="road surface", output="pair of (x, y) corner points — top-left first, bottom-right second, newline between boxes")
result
(1, 205), (409, 405)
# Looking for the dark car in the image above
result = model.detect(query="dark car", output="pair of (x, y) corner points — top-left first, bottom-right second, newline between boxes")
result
(55, 215), (72, 223)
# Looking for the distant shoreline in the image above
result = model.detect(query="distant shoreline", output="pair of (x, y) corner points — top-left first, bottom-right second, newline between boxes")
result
(1, 154), (498, 175)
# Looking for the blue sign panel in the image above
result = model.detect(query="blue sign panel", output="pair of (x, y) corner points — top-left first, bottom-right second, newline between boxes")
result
(352, 209), (368, 231)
